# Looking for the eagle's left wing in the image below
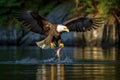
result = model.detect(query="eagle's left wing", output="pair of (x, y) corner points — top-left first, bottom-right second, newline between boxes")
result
(63, 17), (104, 32)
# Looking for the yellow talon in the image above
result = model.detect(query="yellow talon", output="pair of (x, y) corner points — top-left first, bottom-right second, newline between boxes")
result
(50, 42), (56, 48)
(59, 43), (64, 48)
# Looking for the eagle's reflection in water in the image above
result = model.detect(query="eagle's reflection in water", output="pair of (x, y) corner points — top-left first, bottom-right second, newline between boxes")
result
(36, 64), (64, 80)
(36, 64), (116, 80)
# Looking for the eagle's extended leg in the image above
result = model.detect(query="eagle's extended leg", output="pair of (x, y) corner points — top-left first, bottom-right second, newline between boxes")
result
(50, 42), (56, 48)
(59, 43), (64, 48)
(56, 39), (64, 57)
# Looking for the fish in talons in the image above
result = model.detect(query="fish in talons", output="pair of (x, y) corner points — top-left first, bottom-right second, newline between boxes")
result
(56, 43), (64, 57)
(56, 47), (63, 58)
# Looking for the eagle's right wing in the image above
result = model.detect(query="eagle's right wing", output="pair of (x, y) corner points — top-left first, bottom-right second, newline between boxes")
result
(16, 11), (52, 35)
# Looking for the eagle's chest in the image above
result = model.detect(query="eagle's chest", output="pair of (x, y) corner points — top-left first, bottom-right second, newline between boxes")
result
(50, 27), (60, 37)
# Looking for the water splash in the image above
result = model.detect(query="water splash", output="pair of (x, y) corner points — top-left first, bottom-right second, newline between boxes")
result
(0, 56), (73, 64)
(43, 56), (73, 64)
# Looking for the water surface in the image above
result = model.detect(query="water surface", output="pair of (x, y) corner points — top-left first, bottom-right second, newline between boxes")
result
(0, 47), (119, 80)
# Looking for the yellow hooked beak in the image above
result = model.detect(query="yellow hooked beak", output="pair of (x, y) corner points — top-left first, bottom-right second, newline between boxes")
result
(65, 28), (69, 32)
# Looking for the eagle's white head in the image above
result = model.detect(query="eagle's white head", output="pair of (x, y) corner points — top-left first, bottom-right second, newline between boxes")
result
(57, 24), (69, 33)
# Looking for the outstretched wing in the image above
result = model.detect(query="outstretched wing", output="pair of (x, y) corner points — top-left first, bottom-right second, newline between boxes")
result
(16, 11), (52, 35)
(63, 17), (104, 32)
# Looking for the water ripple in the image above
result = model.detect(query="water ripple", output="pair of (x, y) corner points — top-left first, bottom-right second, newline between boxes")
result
(0, 56), (73, 64)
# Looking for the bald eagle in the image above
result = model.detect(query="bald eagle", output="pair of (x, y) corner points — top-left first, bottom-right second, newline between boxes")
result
(16, 11), (103, 57)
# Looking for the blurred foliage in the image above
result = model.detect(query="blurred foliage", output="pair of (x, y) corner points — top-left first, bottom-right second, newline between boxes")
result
(0, 0), (65, 28)
(98, 0), (120, 15)
(0, 0), (120, 28)
(80, 0), (96, 13)
(74, 0), (120, 15)
(0, 0), (22, 27)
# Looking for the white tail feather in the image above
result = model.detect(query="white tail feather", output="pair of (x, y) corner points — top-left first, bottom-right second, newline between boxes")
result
(36, 40), (50, 49)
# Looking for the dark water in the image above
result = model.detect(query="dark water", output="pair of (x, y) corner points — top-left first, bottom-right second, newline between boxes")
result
(0, 46), (120, 80)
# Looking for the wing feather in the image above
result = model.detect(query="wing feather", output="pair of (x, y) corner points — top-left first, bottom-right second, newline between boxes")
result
(63, 17), (104, 32)
(16, 11), (51, 35)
